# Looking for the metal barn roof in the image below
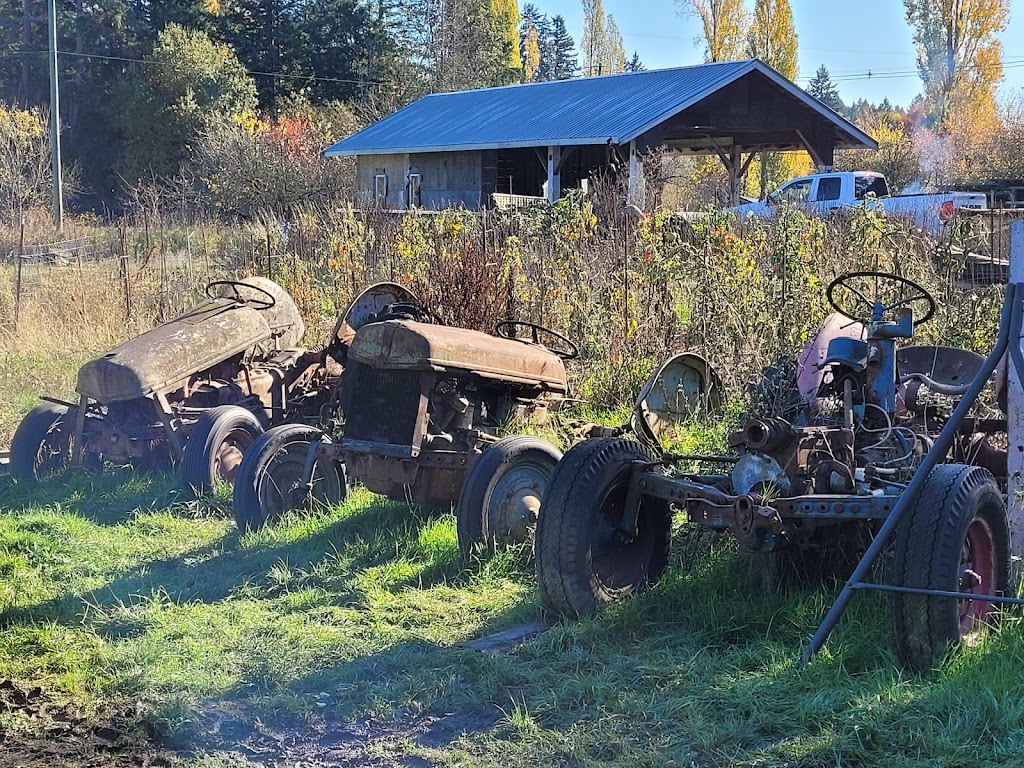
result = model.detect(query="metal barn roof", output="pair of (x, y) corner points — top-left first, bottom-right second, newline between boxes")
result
(325, 59), (875, 157)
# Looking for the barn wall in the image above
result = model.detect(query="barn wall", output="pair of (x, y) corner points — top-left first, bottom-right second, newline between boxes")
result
(356, 154), (409, 208)
(356, 151), (485, 209)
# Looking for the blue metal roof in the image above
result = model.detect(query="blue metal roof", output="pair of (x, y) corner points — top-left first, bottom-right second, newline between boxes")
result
(325, 59), (876, 157)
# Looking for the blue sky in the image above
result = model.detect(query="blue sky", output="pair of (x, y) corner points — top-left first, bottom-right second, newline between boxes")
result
(540, 0), (1024, 109)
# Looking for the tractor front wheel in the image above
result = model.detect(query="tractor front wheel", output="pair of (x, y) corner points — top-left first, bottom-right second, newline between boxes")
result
(892, 463), (1010, 669)
(535, 437), (671, 618)
(456, 435), (562, 555)
(232, 424), (346, 533)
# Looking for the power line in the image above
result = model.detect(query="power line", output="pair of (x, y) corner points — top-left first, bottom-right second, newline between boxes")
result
(2, 48), (381, 87)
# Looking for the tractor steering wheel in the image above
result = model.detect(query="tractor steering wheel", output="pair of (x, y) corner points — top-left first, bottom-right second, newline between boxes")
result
(826, 271), (935, 327)
(205, 280), (277, 310)
(495, 320), (579, 360)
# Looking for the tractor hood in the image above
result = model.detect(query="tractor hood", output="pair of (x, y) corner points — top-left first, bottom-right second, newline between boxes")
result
(77, 278), (303, 403)
(348, 320), (568, 391)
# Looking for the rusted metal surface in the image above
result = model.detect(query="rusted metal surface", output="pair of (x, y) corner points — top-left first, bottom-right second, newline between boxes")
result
(338, 317), (569, 505)
(331, 282), (421, 350)
(77, 278), (303, 403)
(348, 320), (568, 391)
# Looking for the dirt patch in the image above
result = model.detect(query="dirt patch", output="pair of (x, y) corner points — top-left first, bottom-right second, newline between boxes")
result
(184, 701), (499, 767)
(0, 679), (172, 768)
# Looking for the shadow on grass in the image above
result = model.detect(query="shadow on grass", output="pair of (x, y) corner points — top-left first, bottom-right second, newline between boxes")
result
(0, 467), (189, 525)
(0, 493), (484, 631)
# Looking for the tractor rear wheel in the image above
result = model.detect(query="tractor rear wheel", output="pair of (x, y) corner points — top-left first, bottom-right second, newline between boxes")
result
(180, 405), (264, 495)
(232, 424), (346, 533)
(535, 437), (671, 618)
(892, 463), (1010, 669)
(10, 403), (73, 483)
(456, 435), (562, 555)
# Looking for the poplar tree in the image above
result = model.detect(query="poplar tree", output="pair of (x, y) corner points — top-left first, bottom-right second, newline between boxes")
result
(680, 0), (749, 62)
(904, 0), (1008, 127)
(746, 0), (799, 196)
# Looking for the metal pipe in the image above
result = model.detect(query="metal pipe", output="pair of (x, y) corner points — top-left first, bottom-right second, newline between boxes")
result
(798, 282), (1018, 669)
(849, 581), (1024, 605)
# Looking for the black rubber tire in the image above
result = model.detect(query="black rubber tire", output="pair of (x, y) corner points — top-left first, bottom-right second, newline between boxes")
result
(892, 464), (1010, 670)
(535, 437), (672, 618)
(10, 403), (72, 483)
(456, 435), (562, 555)
(180, 405), (264, 495)
(232, 424), (347, 533)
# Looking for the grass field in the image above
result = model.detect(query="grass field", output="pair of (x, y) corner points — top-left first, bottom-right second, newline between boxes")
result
(2, 466), (1024, 767)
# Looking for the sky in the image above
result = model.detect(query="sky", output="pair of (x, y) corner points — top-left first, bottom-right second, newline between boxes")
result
(541, 0), (1024, 109)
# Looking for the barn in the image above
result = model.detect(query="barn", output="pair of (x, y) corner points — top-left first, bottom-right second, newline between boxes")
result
(325, 58), (877, 210)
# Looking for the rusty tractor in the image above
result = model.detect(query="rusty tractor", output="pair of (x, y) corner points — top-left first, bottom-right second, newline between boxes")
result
(232, 314), (574, 545)
(8, 278), (397, 494)
(535, 271), (1010, 669)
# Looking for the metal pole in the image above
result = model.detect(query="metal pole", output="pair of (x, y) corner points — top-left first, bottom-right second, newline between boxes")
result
(798, 281), (1018, 668)
(47, 0), (63, 232)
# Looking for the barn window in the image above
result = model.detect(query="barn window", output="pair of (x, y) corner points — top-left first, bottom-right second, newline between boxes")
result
(374, 174), (388, 205)
(407, 173), (421, 208)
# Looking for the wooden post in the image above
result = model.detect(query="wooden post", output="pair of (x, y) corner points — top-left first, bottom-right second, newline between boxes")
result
(1007, 220), (1024, 574)
(265, 224), (273, 280)
(546, 146), (561, 204)
(14, 216), (24, 332)
(627, 140), (645, 208)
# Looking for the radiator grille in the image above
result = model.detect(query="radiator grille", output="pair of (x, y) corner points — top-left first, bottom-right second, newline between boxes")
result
(343, 362), (424, 448)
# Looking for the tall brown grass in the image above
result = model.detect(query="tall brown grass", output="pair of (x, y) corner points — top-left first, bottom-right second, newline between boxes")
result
(0, 198), (1005, 445)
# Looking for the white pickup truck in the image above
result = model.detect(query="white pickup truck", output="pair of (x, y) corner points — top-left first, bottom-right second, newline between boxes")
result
(731, 171), (987, 232)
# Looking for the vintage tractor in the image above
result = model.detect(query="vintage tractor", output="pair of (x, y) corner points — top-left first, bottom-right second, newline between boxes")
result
(232, 315), (574, 546)
(10, 278), (342, 493)
(535, 271), (1011, 669)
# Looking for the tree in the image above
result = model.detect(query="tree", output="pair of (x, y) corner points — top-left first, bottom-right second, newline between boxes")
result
(806, 65), (844, 113)
(904, 0), (1008, 128)
(521, 19), (541, 81)
(746, 0), (797, 78)
(746, 0), (798, 196)
(549, 15), (577, 80)
(581, 0), (625, 76)
(400, 0), (511, 92)
(115, 24), (258, 181)
(837, 104), (919, 191)
(491, 0), (522, 71)
(680, 0), (748, 62)
(296, 0), (397, 103)
(625, 51), (645, 72)
(219, 0), (304, 110)
(0, 103), (54, 221)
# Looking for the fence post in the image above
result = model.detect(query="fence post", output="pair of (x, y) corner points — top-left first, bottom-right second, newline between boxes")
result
(14, 215), (24, 332)
(1007, 220), (1024, 575)
(119, 225), (132, 324)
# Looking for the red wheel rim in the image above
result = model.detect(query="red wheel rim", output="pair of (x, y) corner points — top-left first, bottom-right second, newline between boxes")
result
(959, 515), (997, 636)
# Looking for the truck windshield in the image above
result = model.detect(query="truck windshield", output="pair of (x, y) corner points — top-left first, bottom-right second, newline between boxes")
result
(854, 175), (889, 199)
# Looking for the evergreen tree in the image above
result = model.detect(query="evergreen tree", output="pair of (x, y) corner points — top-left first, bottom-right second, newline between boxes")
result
(220, 0), (304, 110)
(806, 65), (843, 113)
(536, 13), (557, 81)
(549, 15), (577, 80)
(625, 51), (645, 72)
(520, 3), (543, 81)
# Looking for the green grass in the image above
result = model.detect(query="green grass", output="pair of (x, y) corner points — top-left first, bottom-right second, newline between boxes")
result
(2, 469), (1024, 767)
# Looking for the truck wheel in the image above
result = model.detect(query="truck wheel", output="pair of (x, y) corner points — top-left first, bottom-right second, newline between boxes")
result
(456, 435), (562, 555)
(892, 464), (1010, 670)
(10, 403), (73, 483)
(232, 424), (347, 533)
(535, 437), (671, 618)
(180, 405), (264, 495)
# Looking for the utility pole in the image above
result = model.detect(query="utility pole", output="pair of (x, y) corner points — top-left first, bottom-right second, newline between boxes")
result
(47, 0), (63, 232)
